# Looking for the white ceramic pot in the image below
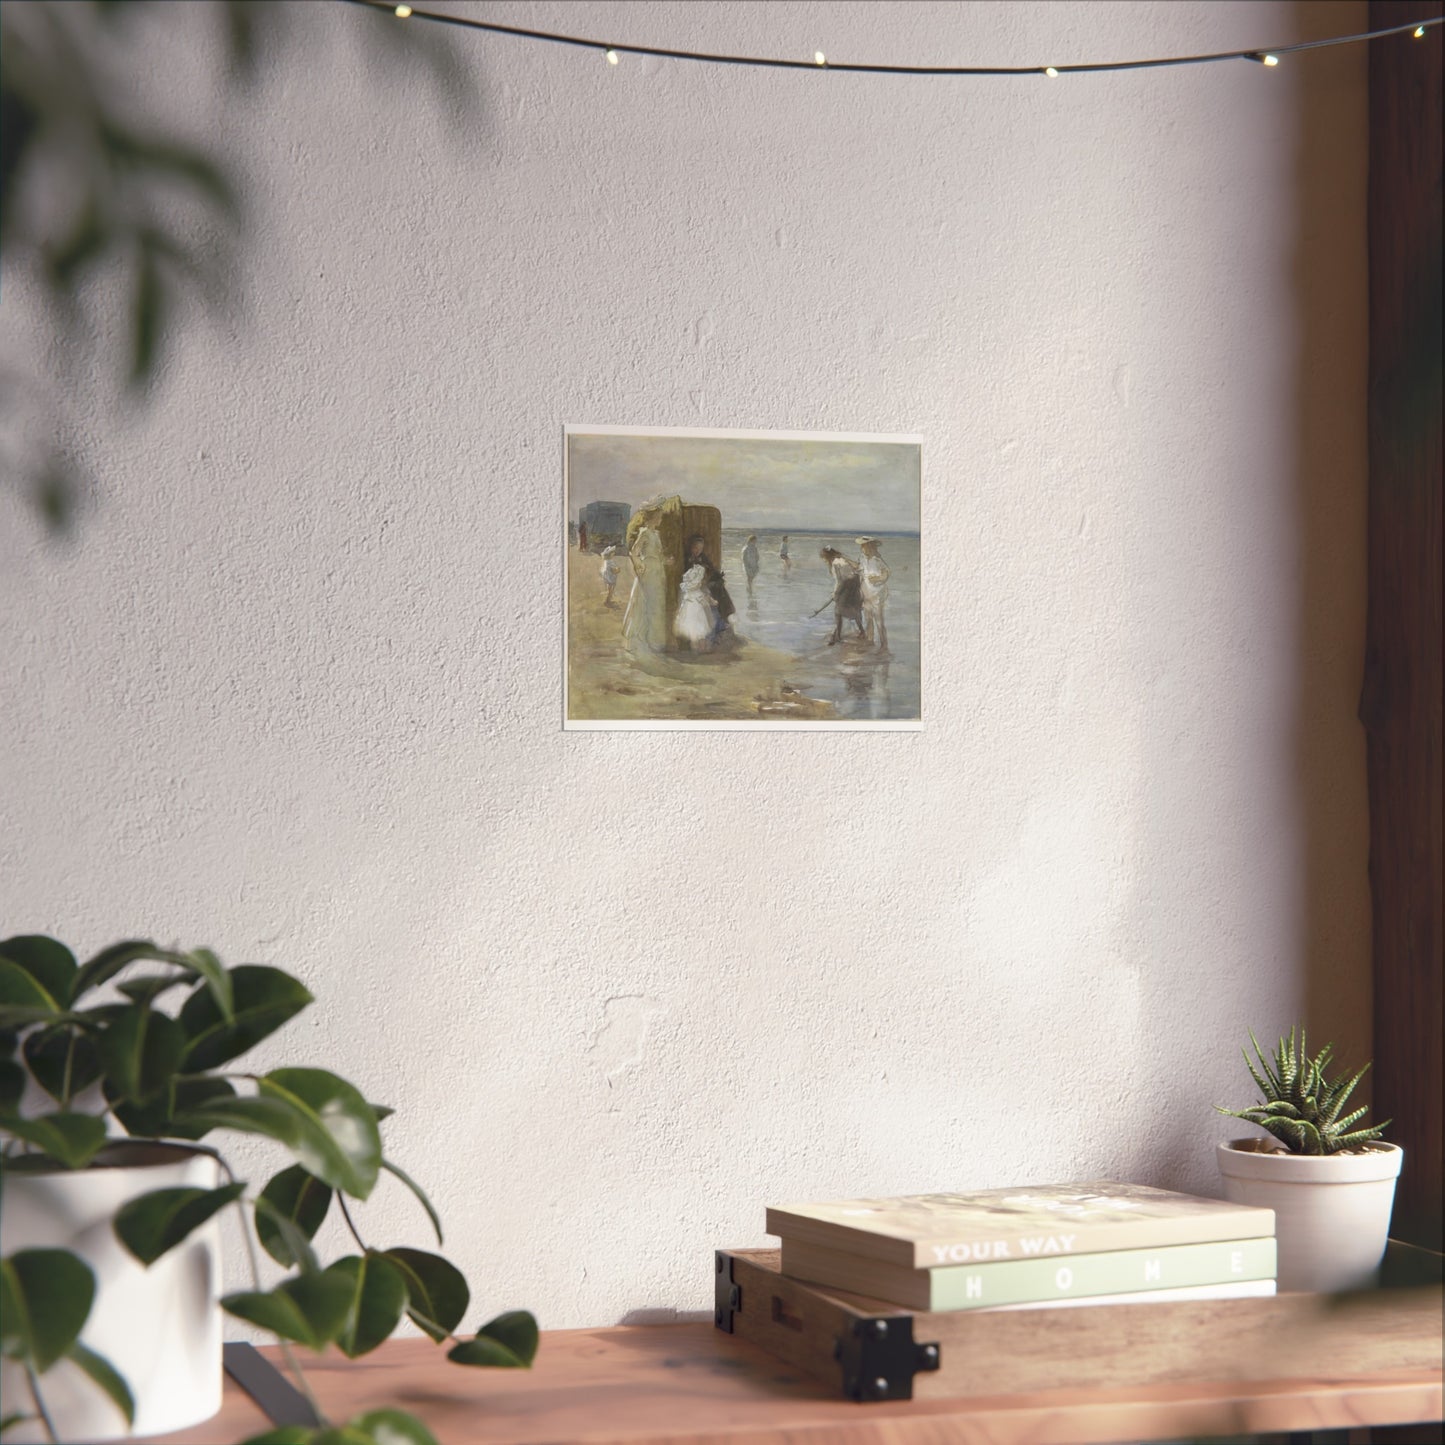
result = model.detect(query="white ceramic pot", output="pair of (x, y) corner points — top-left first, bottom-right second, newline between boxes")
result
(1216, 1137), (1403, 1293)
(0, 1141), (224, 1442)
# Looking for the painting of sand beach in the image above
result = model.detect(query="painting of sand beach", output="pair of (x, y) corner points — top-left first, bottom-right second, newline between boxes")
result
(564, 426), (922, 729)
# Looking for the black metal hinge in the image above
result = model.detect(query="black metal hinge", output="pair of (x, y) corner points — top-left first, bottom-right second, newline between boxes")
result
(714, 1250), (742, 1332)
(833, 1313), (941, 1401)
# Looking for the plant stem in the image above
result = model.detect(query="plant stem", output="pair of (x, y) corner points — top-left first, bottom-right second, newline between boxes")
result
(24, 1364), (57, 1444)
(60, 1032), (77, 1109)
(219, 1157), (326, 1427)
(333, 1190), (459, 1346)
(337, 1194), (367, 1253)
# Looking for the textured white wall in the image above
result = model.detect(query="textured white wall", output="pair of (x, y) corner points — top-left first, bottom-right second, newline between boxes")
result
(0, 0), (1370, 1330)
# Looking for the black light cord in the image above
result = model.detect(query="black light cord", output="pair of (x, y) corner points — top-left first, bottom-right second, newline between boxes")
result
(338, 1), (1441, 77)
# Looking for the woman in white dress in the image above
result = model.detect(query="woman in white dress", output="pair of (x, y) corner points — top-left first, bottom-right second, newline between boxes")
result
(675, 564), (717, 651)
(622, 512), (666, 654)
(857, 536), (890, 652)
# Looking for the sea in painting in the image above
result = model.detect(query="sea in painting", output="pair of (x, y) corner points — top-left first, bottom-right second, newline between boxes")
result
(565, 428), (921, 727)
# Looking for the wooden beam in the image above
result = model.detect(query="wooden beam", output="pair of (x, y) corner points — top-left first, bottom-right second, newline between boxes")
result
(1364, 0), (1444, 1265)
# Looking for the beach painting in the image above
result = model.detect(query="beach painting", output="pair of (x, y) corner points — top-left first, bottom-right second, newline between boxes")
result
(564, 426), (922, 729)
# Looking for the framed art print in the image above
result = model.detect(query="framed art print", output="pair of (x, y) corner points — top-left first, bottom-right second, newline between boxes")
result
(564, 426), (922, 730)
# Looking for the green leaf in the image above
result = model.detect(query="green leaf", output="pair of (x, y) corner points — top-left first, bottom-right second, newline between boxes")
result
(116, 975), (191, 1008)
(113, 1182), (245, 1266)
(108, 1073), (240, 1141)
(0, 938), (76, 1008)
(1332, 1121), (1392, 1151)
(310, 1431), (373, 1445)
(258, 1069), (381, 1200)
(182, 948), (233, 1022)
(0, 960), (60, 1027)
(351, 1409), (441, 1445)
(256, 1165), (332, 1268)
(252, 1196), (321, 1276)
(23, 1027), (102, 1103)
(0, 1112), (108, 1168)
(327, 1253), (407, 1359)
(447, 1310), (538, 1369)
(370, 1103), (394, 1122)
(0, 1261), (22, 1359)
(222, 1272), (353, 1351)
(382, 1248), (468, 1342)
(98, 1006), (187, 1103)
(0, 1249), (96, 1371)
(380, 1158), (442, 1246)
(71, 941), (177, 1000)
(67, 1341), (135, 1426)
(178, 1081), (380, 1200)
(0, 1060), (24, 1114)
(179, 966), (312, 1071)
(1, 1414), (36, 1435)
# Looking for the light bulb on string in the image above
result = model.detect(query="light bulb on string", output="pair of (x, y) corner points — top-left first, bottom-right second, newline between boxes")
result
(339, 3), (1440, 80)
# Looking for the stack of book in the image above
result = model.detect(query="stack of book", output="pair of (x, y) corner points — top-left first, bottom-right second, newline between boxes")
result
(766, 1181), (1277, 1312)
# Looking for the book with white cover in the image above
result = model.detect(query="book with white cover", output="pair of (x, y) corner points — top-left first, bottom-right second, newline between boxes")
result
(779, 1235), (1277, 1310)
(983, 1279), (1277, 1311)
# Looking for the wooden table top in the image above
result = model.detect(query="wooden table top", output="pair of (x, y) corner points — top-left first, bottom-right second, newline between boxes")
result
(150, 1320), (1444, 1445)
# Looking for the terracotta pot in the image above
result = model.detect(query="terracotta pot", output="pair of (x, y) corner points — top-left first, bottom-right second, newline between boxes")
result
(1216, 1137), (1403, 1293)
(0, 1141), (224, 1441)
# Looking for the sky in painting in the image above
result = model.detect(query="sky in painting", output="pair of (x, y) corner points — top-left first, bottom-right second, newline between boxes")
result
(567, 431), (920, 533)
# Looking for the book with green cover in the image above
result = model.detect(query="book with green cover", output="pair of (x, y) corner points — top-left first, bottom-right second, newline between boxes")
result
(766, 1180), (1274, 1269)
(779, 1235), (1278, 1311)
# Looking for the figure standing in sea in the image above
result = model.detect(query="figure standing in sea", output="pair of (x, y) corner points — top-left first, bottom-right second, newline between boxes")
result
(857, 536), (891, 652)
(819, 546), (865, 646)
(622, 508), (666, 654)
(741, 534), (760, 597)
(778, 535), (791, 574)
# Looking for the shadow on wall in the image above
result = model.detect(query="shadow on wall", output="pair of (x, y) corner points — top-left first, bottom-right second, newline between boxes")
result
(1129, 0), (1373, 1197)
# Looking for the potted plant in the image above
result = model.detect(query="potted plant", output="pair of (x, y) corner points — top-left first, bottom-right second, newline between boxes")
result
(0, 934), (537, 1444)
(1215, 1025), (1402, 1293)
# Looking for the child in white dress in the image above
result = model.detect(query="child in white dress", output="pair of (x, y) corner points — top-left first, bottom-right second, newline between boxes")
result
(675, 565), (717, 650)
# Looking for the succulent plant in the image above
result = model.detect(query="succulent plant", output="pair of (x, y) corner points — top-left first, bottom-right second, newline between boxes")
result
(1217, 1025), (1391, 1156)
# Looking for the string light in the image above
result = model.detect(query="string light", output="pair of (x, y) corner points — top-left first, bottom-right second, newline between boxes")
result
(339, 2), (1443, 78)
(605, 49), (619, 65)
